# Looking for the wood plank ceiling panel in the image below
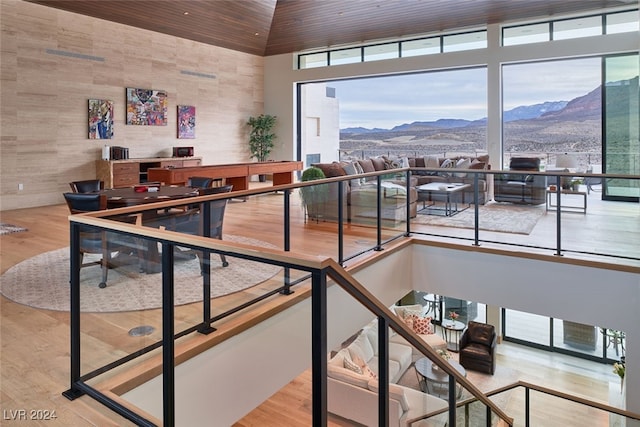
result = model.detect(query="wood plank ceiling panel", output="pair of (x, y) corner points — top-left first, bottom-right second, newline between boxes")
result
(26, 0), (634, 56)
(27, 0), (277, 56)
(266, 0), (634, 54)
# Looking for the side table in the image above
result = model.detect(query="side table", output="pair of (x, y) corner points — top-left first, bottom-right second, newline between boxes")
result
(546, 188), (587, 213)
(441, 320), (465, 352)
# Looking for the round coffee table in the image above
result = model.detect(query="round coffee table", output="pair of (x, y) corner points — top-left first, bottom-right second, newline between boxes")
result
(441, 320), (465, 352)
(414, 357), (466, 399)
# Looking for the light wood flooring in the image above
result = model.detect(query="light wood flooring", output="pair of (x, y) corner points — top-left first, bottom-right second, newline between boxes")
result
(0, 186), (636, 426)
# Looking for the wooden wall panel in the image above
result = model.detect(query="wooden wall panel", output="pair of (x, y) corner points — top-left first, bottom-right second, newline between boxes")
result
(0, 0), (264, 211)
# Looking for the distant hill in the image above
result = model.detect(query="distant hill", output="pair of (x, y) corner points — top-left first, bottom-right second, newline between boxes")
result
(536, 87), (600, 122)
(504, 101), (568, 121)
(340, 126), (389, 134)
(391, 119), (472, 131)
(340, 101), (569, 135)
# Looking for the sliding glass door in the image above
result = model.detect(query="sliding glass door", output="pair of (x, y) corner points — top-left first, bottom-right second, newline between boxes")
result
(503, 308), (626, 363)
(602, 53), (640, 201)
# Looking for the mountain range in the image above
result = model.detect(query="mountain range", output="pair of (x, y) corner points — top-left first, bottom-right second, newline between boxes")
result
(340, 87), (603, 136)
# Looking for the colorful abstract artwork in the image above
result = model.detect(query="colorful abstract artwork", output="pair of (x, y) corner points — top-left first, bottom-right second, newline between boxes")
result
(126, 88), (168, 126)
(88, 99), (113, 139)
(177, 105), (196, 139)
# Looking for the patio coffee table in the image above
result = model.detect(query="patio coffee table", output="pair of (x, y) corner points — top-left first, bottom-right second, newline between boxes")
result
(417, 182), (470, 216)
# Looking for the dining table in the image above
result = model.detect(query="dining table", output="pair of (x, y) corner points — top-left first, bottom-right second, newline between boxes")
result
(100, 185), (200, 273)
(101, 185), (199, 209)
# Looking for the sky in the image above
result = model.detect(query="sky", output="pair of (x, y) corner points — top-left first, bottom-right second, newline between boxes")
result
(329, 57), (602, 130)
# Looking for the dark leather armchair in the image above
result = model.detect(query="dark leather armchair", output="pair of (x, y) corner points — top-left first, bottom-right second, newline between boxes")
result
(494, 157), (547, 205)
(147, 185), (233, 271)
(459, 321), (497, 375)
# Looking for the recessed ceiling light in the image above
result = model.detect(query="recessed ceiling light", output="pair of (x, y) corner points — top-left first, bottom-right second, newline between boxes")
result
(183, 11), (189, 15)
(254, 32), (260, 36)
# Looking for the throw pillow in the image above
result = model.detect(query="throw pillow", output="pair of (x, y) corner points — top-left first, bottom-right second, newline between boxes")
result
(342, 161), (363, 187)
(342, 161), (358, 176)
(349, 332), (375, 362)
(440, 158), (455, 169)
(398, 304), (423, 319)
(403, 314), (417, 330)
(357, 159), (376, 174)
(343, 356), (363, 374)
(423, 155), (440, 169)
(476, 154), (490, 164)
(370, 157), (386, 171)
(455, 158), (471, 178)
(361, 363), (378, 380)
(412, 317), (434, 335)
(352, 161), (367, 185)
(469, 160), (486, 170)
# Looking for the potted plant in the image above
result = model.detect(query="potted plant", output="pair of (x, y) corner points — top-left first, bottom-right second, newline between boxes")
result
(247, 114), (277, 182)
(299, 166), (328, 222)
(570, 178), (583, 191)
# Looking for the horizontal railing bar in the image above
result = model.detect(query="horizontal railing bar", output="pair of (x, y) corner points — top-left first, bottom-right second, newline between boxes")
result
(518, 380), (640, 420)
(418, 378), (640, 422)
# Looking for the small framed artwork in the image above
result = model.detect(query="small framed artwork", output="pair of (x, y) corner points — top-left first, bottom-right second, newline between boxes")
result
(126, 87), (168, 125)
(177, 105), (196, 139)
(88, 99), (114, 139)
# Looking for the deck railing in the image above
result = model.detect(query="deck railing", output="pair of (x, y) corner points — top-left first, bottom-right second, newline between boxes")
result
(62, 170), (638, 425)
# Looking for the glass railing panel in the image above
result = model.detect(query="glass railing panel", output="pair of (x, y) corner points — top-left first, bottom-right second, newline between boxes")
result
(75, 229), (165, 381)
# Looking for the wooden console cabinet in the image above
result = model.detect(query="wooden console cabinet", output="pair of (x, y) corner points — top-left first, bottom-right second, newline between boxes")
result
(147, 161), (303, 191)
(96, 157), (202, 188)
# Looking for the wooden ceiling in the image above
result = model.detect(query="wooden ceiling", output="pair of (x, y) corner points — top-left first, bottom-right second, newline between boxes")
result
(28, 0), (634, 56)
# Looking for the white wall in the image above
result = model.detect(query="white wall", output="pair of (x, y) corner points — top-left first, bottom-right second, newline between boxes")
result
(300, 83), (340, 167)
(122, 243), (640, 423)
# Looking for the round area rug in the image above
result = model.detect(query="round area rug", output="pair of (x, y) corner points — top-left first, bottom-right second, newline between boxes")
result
(0, 235), (282, 313)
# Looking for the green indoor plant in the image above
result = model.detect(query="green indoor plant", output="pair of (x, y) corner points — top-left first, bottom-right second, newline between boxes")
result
(299, 166), (328, 222)
(247, 115), (276, 159)
(247, 114), (277, 182)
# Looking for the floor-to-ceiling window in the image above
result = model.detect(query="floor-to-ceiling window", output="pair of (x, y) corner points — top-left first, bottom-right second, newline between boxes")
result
(603, 53), (640, 201)
(299, 68), (488, 164)
(503, 308), (626, 364)
(502, 58), (602, 170)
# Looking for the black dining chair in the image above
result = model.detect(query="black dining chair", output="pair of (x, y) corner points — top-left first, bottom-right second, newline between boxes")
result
(171, 185), (233, 270)
(151, 185), (233, 271)
(187, 176), (214, 189)
(63, 192), (139, 288)
(69, 179), (104, 193)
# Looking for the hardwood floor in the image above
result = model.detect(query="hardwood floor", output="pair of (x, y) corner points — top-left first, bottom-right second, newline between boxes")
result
(0, 186), (635, 426)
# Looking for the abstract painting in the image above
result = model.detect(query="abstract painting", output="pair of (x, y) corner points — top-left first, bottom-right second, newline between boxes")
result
(177, 105), (196, 139)
(126, 88), (168, 126)
(88, 99), (113, 139)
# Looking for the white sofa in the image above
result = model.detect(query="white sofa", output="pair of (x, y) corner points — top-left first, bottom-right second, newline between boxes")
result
(389, 304), (447, 358)
(327, 317), (448, 427)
